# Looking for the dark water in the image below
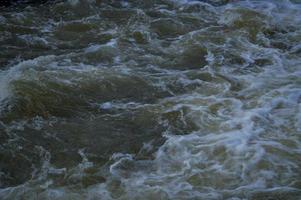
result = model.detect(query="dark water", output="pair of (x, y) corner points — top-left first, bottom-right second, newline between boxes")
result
(0, 0), (301, 199)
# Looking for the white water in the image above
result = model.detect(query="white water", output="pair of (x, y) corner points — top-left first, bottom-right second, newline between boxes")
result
(0, 0), (300, 199)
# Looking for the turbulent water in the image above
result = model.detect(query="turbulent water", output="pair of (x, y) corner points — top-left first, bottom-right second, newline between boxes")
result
(0, 0), (301, 199)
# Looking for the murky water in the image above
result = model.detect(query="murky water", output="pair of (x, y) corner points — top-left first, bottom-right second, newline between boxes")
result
(0, 0), (300, 199)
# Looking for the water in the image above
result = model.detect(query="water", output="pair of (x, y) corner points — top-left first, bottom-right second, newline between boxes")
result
(0, 0), (300, 199)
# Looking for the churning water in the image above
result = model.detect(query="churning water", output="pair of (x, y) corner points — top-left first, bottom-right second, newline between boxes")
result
(0, 0), (301, 199)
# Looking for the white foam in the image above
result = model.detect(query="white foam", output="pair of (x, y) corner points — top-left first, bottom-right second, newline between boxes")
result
(84, 39), (117, 53)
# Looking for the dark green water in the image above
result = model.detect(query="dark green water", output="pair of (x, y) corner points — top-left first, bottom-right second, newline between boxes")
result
(0, 0), (301, 199)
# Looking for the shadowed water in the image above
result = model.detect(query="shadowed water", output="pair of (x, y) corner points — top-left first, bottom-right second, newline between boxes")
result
(0, 0), (301, 199)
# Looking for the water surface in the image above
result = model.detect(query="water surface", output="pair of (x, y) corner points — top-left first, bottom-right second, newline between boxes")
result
(0, 0), (301, 199)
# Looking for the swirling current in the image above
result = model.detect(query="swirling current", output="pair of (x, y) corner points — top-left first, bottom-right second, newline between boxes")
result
(0, 0), (301, 199)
